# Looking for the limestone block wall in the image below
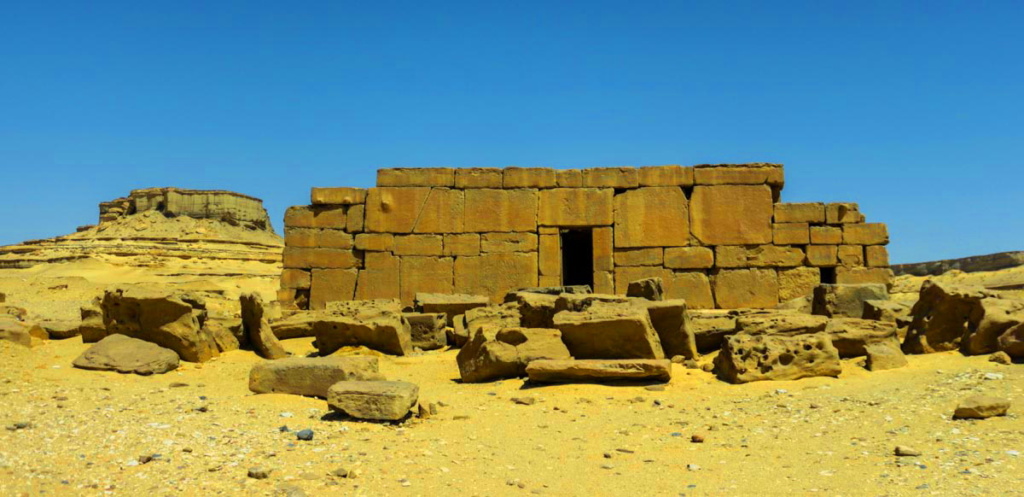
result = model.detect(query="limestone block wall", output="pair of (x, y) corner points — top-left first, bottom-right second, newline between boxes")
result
(279, 164), (892, 310)
(99, 188), (274, 232)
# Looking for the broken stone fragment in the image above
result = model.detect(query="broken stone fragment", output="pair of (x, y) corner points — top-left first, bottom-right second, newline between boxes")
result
(456, 327), (570, 383)
(504, 291), (560, 328)
(240, 293), (288, 360)
(72, 334), (179, 375)
(626, 277), (664, 301)
(553, 302), (665, 359)
(100, 287), (219, 362)
(633, 299), (697, 360)
(953, 395), (1011, 420)
(714, 332), (842, 384)
(249, 356), (384, 398)
(403, 312), (447, 350)
(525, 359), (672, 384)
(812, 284), (889, 319)
(864, 339), (908, 371)
(327, 381), (419, 421)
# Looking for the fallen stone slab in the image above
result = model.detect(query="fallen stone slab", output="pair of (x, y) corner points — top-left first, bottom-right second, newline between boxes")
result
(327, 381), (419, 421)
(526, 359), (672, 383)
(504, 291), (559, 328)
(101, 287), (218, 362)
(513, 285), (592, 296)
(40, 320), (80, 340)
(456, 327), (570, 383)
(864, 338), (908, 371)
(953, 395), (1011, 420)
(414, 293), (489, 326)
(241, 293), (288, 360)
(203, 317), (240, 353)
(270, 312), (317, 339)
(553, 302), (665, 359)
(553, 293), (629, 313)
(72, 334), (179, 375)
(634, 299), (697, 360)
(626, 277), (664, 301)
(688, 310), (739, 353)
(457, 303), (522, 348)
(736, 312), (828, 336)
(824, 318), (900, 358)
(0, 318), (47, 348)
(812, 283), (889, 318)
(249, 356), (383, 398)
(714, 332), (842, 384)
(404, 312), (447, 350)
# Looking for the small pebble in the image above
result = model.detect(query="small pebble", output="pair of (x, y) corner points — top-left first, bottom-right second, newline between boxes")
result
(691, 434), (705, 443)
(512, 397), (537, 406)
(895, 446), (921, 457)
(248, 467), (271, 479)
(296, 429), (314, 441)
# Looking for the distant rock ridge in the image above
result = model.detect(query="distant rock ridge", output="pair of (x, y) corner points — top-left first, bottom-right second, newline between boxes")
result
(99, 187), (275, 232)
(893, 251), (1024, 277)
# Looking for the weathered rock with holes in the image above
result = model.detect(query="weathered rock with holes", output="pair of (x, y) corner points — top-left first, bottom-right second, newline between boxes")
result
(812, 284), (889, 318)
(100, 288), (218, 362)
(526, 359), (672, 383)
(327, 381), (419, 421)
(714, 332), (842, 384)
(249, 356), (384, 398)
(240, 293), (288, 360)
(456, 327), (571, 383)
(72, 334), (179, 375)
(404, 312), (447, 350)
(626, 277), (664, 301)
(953, 396), (1011, 420)
(553, 303), (665, 359)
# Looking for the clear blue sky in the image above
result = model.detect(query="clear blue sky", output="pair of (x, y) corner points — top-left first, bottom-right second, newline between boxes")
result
(1, 1), (1021, 264)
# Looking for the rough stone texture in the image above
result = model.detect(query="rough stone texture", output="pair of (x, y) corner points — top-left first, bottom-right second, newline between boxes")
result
(414, 293), (490, 326)
(356, 252), (400, 301)
(806, 245), (839, 267)
(354, 233), (394, 252)
(626, 277), (664, 301)
(454, 253), (538, 303)
(837, 245), (864, 266)
(774, 223), (810, 245)
(455, 168), (503, 188)
(327, 381), (420, 421)
(79, 301), (106, 343)
(712, 269), (779, 309)
(443, 233), (481, 256)
(664, 247), (714, 269)
(40, 320), (80, 340)
(311, 187), (367, 205)
(456, 327), (571, 383)
(101, 288), (218, 362)
(399, 256), (454, 305)
(377, 168), (454, 187)
(843, 223), (889, 245)
(778, 267), (821, 302)
(690, 185), (774, 245)
(555, 169), (582, 187)
(614, 266), (667, 296)
(526, 359), (672, 383)
(716, 245), (805, 268)
(953, 396), (1011, 420)
(866, 246), (889, 267)
(714, 332), (842, 384)
(481, 233), (538, 253)
(504, 292), (560, 329)
(614, 248), (664, 267)
(694, 164), (783, 186)
(636, 299), (696, 360)
(281, 269), (312, 290)
(283, 247), (360, 269)
(864, 339), (908, 371)
(810, 226), (843, 245)
(826, 203), (864, 224)
(663, 271), (715, 309)
(538, 188), (613, 227)
(812, 284), (889, 318)
(364, 187), (431, 233)
(863, 299), (913, 326)
(592, 227), (614, 272)
(503, 167), (556, 188)
(464, 189), (538, 232)
(285, 205), (347, 229)
(774, 203), (825, 223)
(689, 310), (739, 352)
(72, 334), (179, 375)
(404, 312), (447, 350)
(999, 323), (1024, 358)
(248, 356), (383, 398)
(284, 228), (353, 249)
(637, 165), (693, 187)
(393, 235), (444, 256)
(553, 293), (630, 313)
(962, 298), (1024, 356)
(736, 312), (828, 336)
(553, 303), (665, 359)
(241, 293), (289, 360)
(613, 187), (688, 247)
(310, 269), (358, 310)
(458, 303), (522, 348)
(0, 318), (47, 348)
(314, 300), (411, 356)
(824, 318), (900, 358)
(582, 167), (639, 188)
(902, 281), (1024, 355)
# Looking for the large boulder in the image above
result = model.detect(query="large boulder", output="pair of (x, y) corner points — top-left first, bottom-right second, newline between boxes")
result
(504, 291), (559, 328)
(0, 317), (47, 348)
(626, 277), (664, 301)
(999, 323), (1024, 358)
(902, 281), (1024, 355)
(240, 293), (288, 359)
(526, 359), (672, 383)
(456, 327), (570, 383)
(864, 339), (908, 371)
(270, 312), (318, 339)
(101, 288), (218, 362)
(404, 312), (447, 350)
(456, 303), (522, 347)
(812, 284), (888, 318)
(737, 312), (898, 358)
(736, 312), (828, 335)
(634, 299), (697, 360)
(314, 300), (412, 356)
(688, 310), (739, 353)
(327, 381), (419, 421)
(714, 332), (842, 384)
(72, 334), (179, 375)
(249, 356), (383, 398)
(553, 302), (665, 359)
(414, 293), (489, 326)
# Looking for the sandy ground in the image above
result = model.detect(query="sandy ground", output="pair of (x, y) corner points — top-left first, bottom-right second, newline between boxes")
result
(1, 336), (1021, 497)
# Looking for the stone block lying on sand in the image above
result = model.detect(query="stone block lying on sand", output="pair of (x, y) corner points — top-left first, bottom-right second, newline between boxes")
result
(553, 303), (665, 359)
(327, 381), (419, 421)
(249, 356), (384, 398)
(100, 288), (218, 362)
(414, 292), (490, 326)
(72, 334), (179, 375)
(714, 332), (842, 384)
(953, 395), (1011, 420)
(633, 299), (697, 360)
(456, 327), (570, 383)
(525, 359), (672, 383)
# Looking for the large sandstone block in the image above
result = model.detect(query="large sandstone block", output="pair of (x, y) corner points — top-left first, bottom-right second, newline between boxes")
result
(481, 232), (538, 253)
(962, 298), (1024, 355)
(693, 163), (783, 185)
(399, 256), (454, 305)
(690, 185), (773, 245)
(626, 277), (664, 301)
(364, 187), (431, 233)
(553, 303), (665, 359)
(443, 233), (481, 256)
(712, 269), (779, 309)
(455, 167), (503, 188)
(614, 248), (663, 267)
(714, 332), (842, 384)
(836, 267), (893, 288)
(824, 318), (900, 358)
(464, 189), (538, 232)
(555, 169), (582, 187)
(614, 266), (667, 295)
(637, 165), (693, 187)
(248, 356), (383, 398)
(411, 188), (465, 233)
(281, 269), (311, 290)
(285, 228), (353, 249)
(810, 226), (843, 245)
(592, 227), (614, 272)
(582, 167), (639, 188)
(774, 203), (825, 223)
(526, 359), (672, 383)
(283, 247), (361, 269)
(404, 312), (447, 350)
(414, 293), (490, 326)
(866, 246), (889, 267)
(393, 234), (444, 256)
(636, 299), (696, 359)
(715, 245), (805, 268)
(456, 327), (571, 382)
(355, 252), (400, 300)
(539, 234), (561, 277)
(999, 323), (1024, 358)
(538, 188), (613, 227)
(310, 269), (358, 310)
(327, 381), (419, 421)
(72, 334), (179, 375)
(503, 167), (556, 188)
(285, 205), (347, 229)
(314, 300), (411, 355)
(812, 284), (888, 318)
(843, 223), (889, 245)
(311, 187), (367, 205)
(778, 267), (821, 302)
(613, 187), (689, 247)
(346, 204), (365, 232)
(593, 270), (615, 294)
(826, 203), (864, 224)
(773, 223), (809, 245)
(664, 271), (715, 309)
(837, 245), (864, 266)
(689, 309), (739, 352)
(101, 288), (218, 362)
(806, 245), (839, 267)
(664, 247), (714, 269)
(354, 233), (394, 252)
(377, 168), (455, 187)
(454, 253), (539, 302)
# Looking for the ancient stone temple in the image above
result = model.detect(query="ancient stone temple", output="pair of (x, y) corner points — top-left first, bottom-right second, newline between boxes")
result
(279, 165), (891, 310)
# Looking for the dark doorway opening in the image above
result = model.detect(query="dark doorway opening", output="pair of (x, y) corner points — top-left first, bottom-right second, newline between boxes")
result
(560, 229), (594, 288)
(820, 267), (837, 284)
